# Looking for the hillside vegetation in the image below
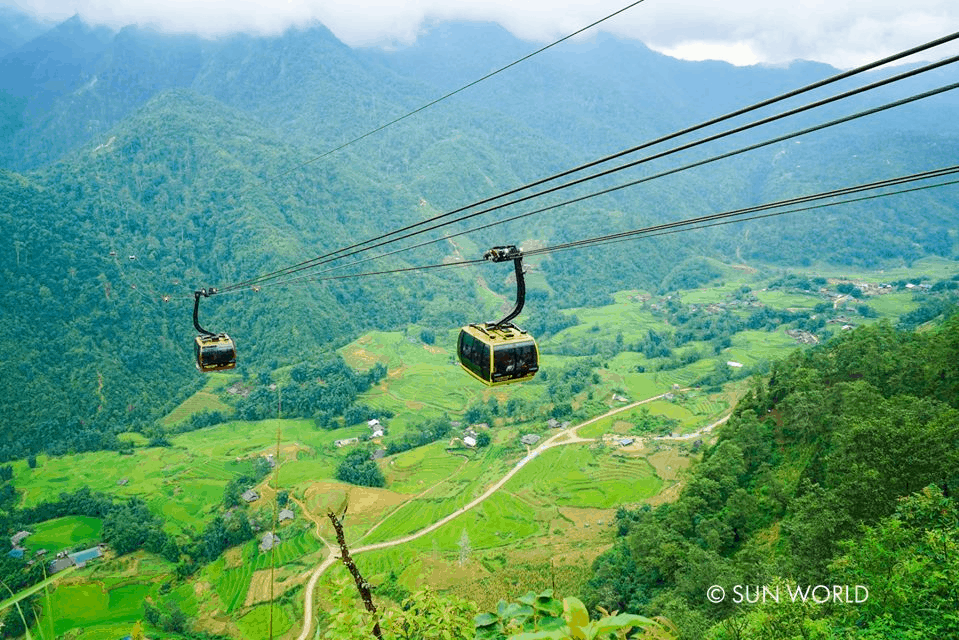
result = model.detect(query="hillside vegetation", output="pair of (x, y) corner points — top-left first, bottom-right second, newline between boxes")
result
(585, 314), (959, 639)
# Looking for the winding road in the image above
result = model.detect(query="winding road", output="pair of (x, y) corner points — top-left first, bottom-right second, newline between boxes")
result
(294, 391), (728, 640)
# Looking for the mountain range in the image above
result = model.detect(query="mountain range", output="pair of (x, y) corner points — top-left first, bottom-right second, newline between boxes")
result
(0, 7), (957, 458)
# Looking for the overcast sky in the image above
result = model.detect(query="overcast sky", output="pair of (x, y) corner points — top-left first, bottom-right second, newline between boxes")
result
(6, 0), (959, 68)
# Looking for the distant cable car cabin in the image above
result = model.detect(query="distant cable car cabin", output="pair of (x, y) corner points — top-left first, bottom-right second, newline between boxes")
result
(193, 288), (236, 372)
(457, 246), (539, 386)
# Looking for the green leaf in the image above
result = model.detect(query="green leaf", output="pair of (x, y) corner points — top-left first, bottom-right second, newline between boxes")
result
(500, 602), (534, 622)
(507, 630), (567, 640)
(563, 597), (590, 631)
(475, 612), (500, 628)
(533, 596), (563, 618)
(536, 615), (567, 632)
(590, 613), (656, 637)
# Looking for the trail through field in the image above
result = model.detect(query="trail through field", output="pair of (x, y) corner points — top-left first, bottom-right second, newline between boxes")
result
(652, 414), (730, 441)
(355, 454), (470, 545)
(295, 390), (723, 640)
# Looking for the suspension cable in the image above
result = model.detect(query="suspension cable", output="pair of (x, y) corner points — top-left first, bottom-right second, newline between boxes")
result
(231, 74), (959, 286)
(212, 32), (959, 295)
(239, 165), (959, 290)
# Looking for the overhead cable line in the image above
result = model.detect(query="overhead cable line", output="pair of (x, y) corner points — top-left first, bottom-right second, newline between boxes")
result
(558, 176), (959, 253)
(264, 0), (650, 185)
(522, 166), (959, 256)
(236, 165), (959, 290)
(235, 68), (959, 285)
(215, 32), (959, 294)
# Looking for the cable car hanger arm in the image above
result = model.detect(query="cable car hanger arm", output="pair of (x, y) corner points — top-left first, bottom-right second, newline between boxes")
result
(484, 246), (526, 328)
(193, 288), (218, 337)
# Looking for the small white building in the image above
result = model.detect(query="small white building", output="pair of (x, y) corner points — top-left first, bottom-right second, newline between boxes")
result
(463, 435), (477, 448)
(726, 361), (744, 368)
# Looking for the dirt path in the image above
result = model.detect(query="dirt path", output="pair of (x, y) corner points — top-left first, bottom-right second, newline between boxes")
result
(294, 391), (712, 640)
(652, 414), (730, 441)
(354, 454), (470, 545)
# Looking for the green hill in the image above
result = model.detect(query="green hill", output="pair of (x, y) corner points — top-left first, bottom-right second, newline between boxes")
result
(584, 315), (959, 638)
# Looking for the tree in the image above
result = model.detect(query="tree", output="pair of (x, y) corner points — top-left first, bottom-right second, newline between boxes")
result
(476, 431), (492, 447)
(337, 449), (386, 488)
(458, 529), (472, 566)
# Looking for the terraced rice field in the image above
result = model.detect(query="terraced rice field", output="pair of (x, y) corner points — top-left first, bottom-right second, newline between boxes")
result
(504, 445), (661, 509)
(210, 526), (321, 614)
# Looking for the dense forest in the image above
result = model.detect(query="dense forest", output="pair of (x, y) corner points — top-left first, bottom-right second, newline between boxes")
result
(585, 313), (959, 639)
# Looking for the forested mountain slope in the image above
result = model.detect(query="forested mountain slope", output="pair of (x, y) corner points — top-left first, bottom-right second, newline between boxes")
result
(586, 316), (959, 638)
(0, 88), (481, 459)
(0, 9), (957, 461)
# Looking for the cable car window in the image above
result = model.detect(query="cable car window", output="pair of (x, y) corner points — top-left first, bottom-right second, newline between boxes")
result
(458, 330), (490, 381)
(205, 341), (235, 365)
(477, 339), (490, 381)
(493, 340), (537, 381)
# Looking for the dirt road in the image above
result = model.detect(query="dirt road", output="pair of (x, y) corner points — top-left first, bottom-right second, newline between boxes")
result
(295, 391), (724, 640)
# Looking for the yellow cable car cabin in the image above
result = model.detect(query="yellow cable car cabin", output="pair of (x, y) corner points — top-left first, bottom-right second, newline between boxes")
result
(194, 333), (237, 372)
(193, 288), (237, 372)
(457, 245), (540, 386)
(458, 324), (539, 386)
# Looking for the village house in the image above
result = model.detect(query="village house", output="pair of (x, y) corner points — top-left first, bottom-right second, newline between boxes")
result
(278, 508), (295, 522)
(619, 438), (635, 447)
(463, 435), (477, 448)
(49, 556), (75, 574)
(547, 418), (561, 429)
(68, 546), (102, 568)
(520, 434), (541, 446)
(241, 489), (260, 503)
(334, 437), (359, 448)
(260, 532), (280, 552)
(10, 531), (30, 546)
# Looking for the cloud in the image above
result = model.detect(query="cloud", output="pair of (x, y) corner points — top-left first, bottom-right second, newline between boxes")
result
(5, 0), (959, 67)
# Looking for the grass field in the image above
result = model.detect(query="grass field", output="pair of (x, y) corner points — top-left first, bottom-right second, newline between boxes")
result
(38, 552), (185, 640)
(22, 515), (103, 554)
(207, 524), (322, 614)
(504, 445), (661, 509)
(162, 374), (236, 426)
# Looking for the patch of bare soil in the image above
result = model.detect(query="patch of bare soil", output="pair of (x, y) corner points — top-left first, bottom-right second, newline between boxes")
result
(222, 546), (244, 569)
